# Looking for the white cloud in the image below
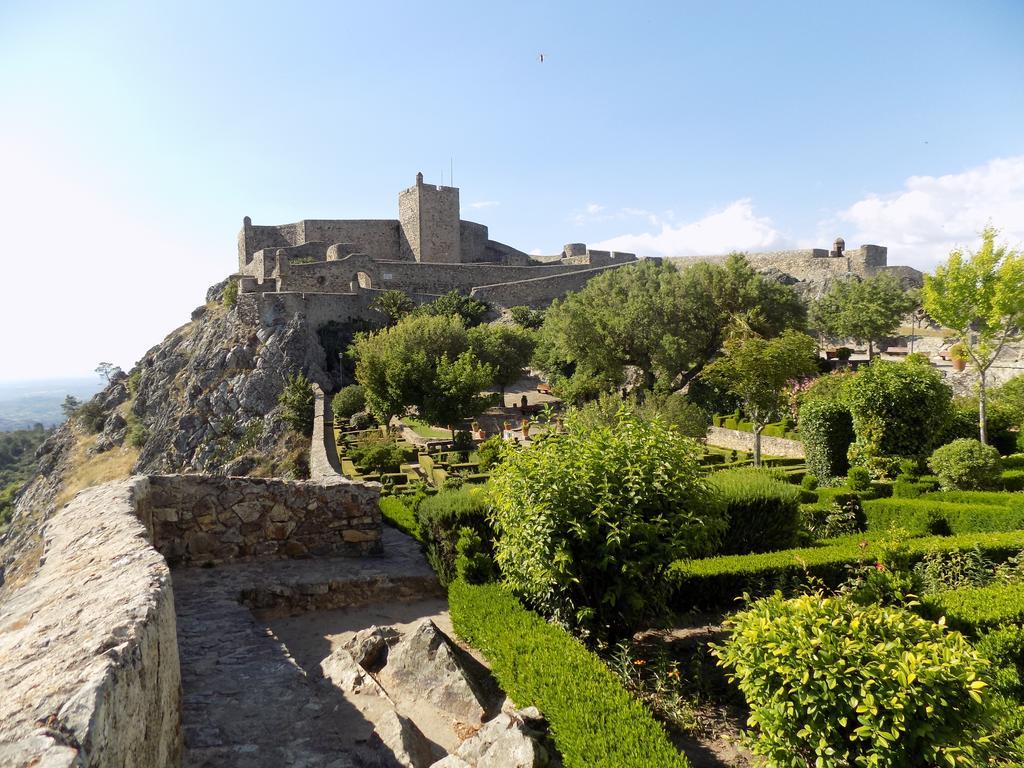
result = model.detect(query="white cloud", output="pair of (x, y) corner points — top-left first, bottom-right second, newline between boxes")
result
(827, 156), (1024, 271)
(593, 199), (786, 257)
(585, 202), (604, 215)
(469, 200), (499, 209)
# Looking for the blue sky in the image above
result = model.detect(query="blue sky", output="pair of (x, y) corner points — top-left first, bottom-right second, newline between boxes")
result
(1, 0), (1022, 379)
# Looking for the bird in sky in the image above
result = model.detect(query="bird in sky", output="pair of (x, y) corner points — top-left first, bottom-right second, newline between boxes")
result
(538, 53), (545, 63)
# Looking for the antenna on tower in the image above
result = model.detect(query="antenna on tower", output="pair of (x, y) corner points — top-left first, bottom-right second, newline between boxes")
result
(450, 157), (454, 187)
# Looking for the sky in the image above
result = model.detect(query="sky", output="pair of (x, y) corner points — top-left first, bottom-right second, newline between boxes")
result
(1, 0), (1022, 380)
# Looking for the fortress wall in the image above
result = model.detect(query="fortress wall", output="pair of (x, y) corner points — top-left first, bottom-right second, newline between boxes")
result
(666, 245), (888, 283)
(470, 263), (631, 308)
(374, 260), (610, 295)
(459, 220), (491, 263)
(0, 479), (181, 768)
(236, 291), (377, 329)
(301, 220), (401, 261)
(142, 475), (382, 567)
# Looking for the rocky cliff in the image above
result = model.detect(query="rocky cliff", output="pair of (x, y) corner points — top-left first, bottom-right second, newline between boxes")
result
(0, 278), (349, 595)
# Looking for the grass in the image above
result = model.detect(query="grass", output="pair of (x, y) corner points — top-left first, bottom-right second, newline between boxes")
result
(55, 432), (140, 508)
(403, 418), (451, 439)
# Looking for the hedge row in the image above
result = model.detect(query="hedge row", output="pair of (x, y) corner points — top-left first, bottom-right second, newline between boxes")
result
(924, 582), (1024, 634)
(862, 497), (1024, 536)
(670, 530), (1024, 610)
(448, 581), (689, 768)
(378, 496), (420, 541)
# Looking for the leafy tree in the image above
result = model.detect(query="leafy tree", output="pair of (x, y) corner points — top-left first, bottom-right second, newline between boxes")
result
(537, 255), (805, 395)
(371, 289), (415, 326)
(352, 314), (495, 428)
(701, 331), (818, 466)
(923, 226), (1024, 444)
(467, 323), (536, 397)
(508, 305), (545, 330)
(414, 289), (491, 327)
(811, 273), (916, 358)
(990, 373), (1024, 430)
(331, 384), (366, 422)
(222, 279), (239, 308)
(61, 395), (81, 418)
(277, 372), (315, 436)
(489, 407), (724, 644)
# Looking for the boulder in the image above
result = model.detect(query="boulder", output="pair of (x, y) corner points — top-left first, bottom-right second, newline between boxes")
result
(320, 648), (386, 697)
(345, 625), (399, 669)
(367, 709), (438, 768)
(378, 620), (485, 725)
(445, 709), (550, 768)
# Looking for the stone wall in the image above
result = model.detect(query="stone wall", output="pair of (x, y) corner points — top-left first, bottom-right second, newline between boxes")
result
(0, 479), (182, 768)
(470, 263), (630, 308)
(142, 474), (382, 567)
(705, 426), (805, 459)
(310, 385), (345, 482)
(667, 244), (899, 284)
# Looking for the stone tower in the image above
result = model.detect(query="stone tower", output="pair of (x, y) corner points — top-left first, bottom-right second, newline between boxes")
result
(399, 172), (462, 263)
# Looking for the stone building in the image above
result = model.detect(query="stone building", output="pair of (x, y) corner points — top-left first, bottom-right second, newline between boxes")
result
(235, 173), (638, 310)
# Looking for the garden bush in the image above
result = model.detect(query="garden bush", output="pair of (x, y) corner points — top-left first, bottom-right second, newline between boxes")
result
(475, 434), (504, 471)
(454, 527), (497, 584)
(799, 473), (818, 491)
(348, 440), (410, 474)
(925, 582), (1024, 634)
(489, 407), (723, 642)
(448, 581), (688, 768)
(669, 530), (1024, 610)
(416, 485), (492, 585)
(846, 465), (871, 491)
(929, 438), (1003, 490)
(331, 384), (366, 422)
(709, 468), (802, 554)
(714, 593), (995, 767)
(278, 372), (315, 436)
(798, 399), (854, 482)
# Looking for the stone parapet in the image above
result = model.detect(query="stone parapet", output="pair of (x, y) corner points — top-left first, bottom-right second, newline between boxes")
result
(143, 474), (382, 566)
(0, 478), (182, 768)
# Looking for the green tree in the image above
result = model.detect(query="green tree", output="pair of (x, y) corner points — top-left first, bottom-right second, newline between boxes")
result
(352, 314), (495, 429)
(489, 407), (724, 644)
(537, 255), (805, 396)
(923, 226), (1024, 444)
(467, 323), (536, 398)
(277, 372), (315, 436)
(61, 395), (81, 418)
(508, 305), (545, 330)
(811, 273), (916, 358)
(701, 331), (818, 466)
(95, 361), (122, 384)
(414, 289), (491, 327)
(371, 289), (415, 326)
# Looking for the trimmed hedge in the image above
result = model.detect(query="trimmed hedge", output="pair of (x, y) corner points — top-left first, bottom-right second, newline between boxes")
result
(710, 468), (802, 554)
(669, 530), (1024, 610)
(924, 582), (1024, 634)
(862, 497), (1024, 536)
(379, 496), (419, 541)
(448, 581), (689, 768)
(799, 399), (855, 481)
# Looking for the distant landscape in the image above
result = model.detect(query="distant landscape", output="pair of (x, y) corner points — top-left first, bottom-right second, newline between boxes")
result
(0, 377), (103, 432)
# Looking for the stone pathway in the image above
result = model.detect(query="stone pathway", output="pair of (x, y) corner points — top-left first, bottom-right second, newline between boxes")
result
(173, 528), (443, 768)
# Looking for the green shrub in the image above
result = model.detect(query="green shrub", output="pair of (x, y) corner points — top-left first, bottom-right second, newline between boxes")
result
(455, 527), (497, 584)
(222, 279), (238, 308)
(929, 438), (1003, 490)
(800, 473), (818, 491)
(489, 407), (723, 642)
(891, 477), (939, 498)
(416, 485), (492, 585)
(448, 581), (688, 768)
(475, 434), (504, 471)
(1004, 469), (1024, 492)
(799, 399), (855, 482)
(709, 468), (802, 554)
(714, 593), (995, 767)
(278, 372), (315, 436)
(127, 418), (148, 448)
(913, 546), (996, 594)
(863, 497), (1024, 536)
(847, 465), (872, 491)
(669, 530), (1024, 610)
(508, 305), (544, 330)
(75, 399), (106, 433)
(349, 440), (410, 474)
(331, 384), (366, 422)
(379, 496), (419, 540)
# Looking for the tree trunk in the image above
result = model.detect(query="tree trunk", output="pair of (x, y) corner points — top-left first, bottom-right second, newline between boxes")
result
(979, 369), (988, 445)
(753, 424), (763, 468)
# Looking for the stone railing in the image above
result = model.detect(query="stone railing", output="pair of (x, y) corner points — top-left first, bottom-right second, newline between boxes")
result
(310, 384), (345, 481)
(0, 478), (182, 768)
(705, 426), (805, 459)
(143, 474), (382, 567)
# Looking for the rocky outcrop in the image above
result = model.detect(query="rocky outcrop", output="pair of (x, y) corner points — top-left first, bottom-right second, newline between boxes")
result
(430, 708), (551, 768)
(0, 479), (181, 768)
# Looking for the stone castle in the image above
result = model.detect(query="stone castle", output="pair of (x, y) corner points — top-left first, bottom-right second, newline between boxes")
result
(236, 172), (638, 311)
